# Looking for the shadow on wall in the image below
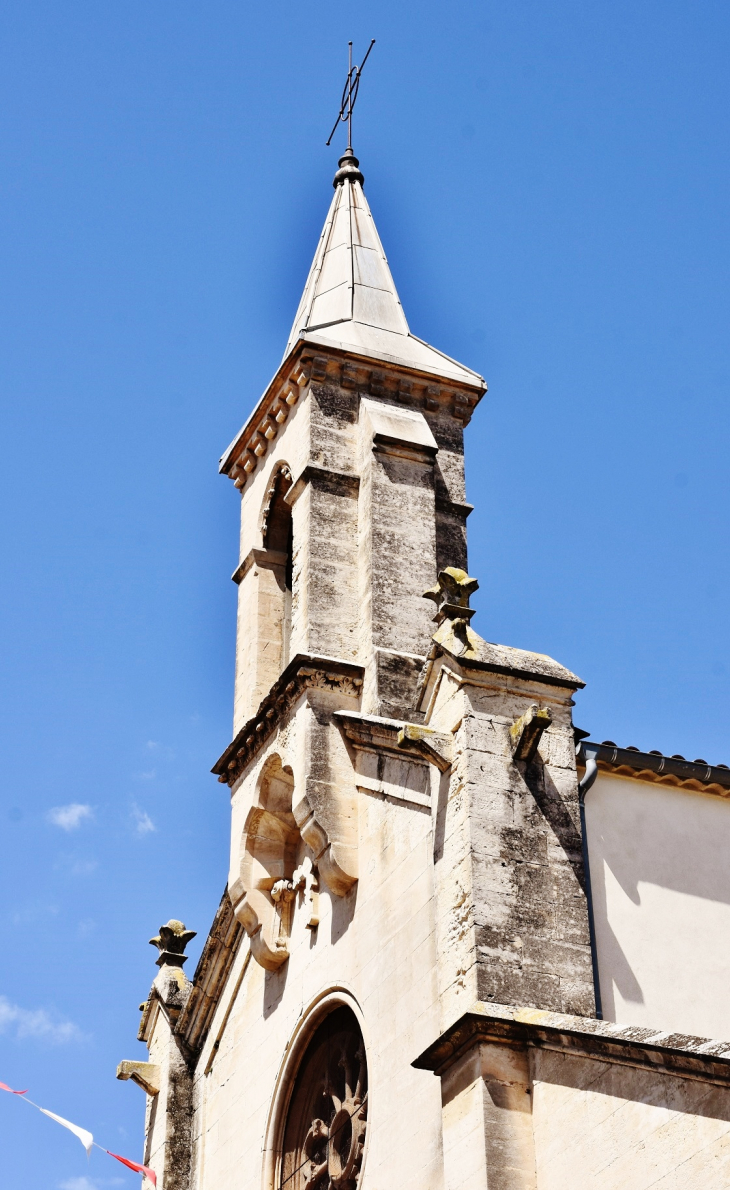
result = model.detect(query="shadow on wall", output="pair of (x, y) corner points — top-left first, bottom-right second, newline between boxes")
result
(331, 881), (357, 946)
(585, 774), (730, 1032)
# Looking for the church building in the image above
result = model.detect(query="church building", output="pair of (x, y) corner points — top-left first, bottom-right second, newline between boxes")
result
(116, 144), (730, 1189)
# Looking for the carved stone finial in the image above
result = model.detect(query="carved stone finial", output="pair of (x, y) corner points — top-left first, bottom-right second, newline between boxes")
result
(149, 919), (197, 968)
(423, 567), (479, 628)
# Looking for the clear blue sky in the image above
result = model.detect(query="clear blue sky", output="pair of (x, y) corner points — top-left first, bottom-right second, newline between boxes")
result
(1, 2), (728, 1186)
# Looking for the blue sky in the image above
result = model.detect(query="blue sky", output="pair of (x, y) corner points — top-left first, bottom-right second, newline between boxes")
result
(1, 2), (729, 1185)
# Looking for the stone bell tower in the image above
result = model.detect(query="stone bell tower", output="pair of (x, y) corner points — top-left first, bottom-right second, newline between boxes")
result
(220, 146), (485, 738)
(124, 148), (596, 1190)
(213, 145), (495, 968)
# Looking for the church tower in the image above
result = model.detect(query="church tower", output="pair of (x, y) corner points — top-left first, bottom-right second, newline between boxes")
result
(126, 148), (597, 1190)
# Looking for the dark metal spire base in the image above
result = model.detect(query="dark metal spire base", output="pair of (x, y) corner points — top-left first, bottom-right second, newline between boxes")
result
(333, 148), (364, 188)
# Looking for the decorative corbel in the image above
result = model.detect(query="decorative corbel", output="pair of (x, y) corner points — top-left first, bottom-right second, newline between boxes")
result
(230, 805), (300, 972)
(397, 724), (453, 772)
(229, 757), (301, 971)
(116, 1061), (160, 1096)
(510, 704), (552, 764)
(293, 793), (358, 898)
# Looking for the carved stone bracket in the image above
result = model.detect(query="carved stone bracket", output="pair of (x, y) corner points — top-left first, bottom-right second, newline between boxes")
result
(116, 1061), (160, 1096)
(229, 757), (300, 971)
(293, 778), (358, 897)
(396, 723), (453, 772)
(510, 704), (552, 764)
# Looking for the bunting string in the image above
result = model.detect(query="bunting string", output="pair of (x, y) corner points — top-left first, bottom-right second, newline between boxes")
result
(0, 1079), (156, 1185)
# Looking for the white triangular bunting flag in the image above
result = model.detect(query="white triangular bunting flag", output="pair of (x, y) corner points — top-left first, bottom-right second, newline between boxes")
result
(40, 1107), (93, 1155)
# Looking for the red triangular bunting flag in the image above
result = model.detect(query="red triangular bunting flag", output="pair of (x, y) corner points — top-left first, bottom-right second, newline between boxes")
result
(0, 1081), (27, 1095)
(107, 1150), (157, 1186)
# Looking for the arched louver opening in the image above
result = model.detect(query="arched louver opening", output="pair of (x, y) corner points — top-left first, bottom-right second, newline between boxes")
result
(261, 463), (294, 668)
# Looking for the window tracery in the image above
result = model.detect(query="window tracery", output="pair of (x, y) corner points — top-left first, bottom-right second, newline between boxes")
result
(280, 1007), (367, 1190)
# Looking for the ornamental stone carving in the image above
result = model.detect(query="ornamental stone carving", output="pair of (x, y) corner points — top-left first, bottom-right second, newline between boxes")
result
(149, 920), (197, 968)
(229, 755), (300, 971)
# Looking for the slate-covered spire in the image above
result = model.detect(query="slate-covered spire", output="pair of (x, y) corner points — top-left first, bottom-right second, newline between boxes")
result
(284, 152), (484, 389)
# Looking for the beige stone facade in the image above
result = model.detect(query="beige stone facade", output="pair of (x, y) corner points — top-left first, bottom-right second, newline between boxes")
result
(119, 149), (730, 1190)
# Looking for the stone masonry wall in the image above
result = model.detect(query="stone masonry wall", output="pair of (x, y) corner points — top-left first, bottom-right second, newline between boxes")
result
(233, 369), (471, 736)
(193, 746), (446, 1190)
(429, 662), (595, 1026)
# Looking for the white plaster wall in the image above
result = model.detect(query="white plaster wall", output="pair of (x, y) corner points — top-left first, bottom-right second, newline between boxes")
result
(585, 772), (730, 1040)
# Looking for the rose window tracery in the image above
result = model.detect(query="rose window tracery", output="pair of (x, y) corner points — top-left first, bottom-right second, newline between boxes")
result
(280, 1007), (367, 1190)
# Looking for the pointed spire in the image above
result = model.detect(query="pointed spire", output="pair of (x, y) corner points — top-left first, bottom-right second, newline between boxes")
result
(283, 160), (485, 390)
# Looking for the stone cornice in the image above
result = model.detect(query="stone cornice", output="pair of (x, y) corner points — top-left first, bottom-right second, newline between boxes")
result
(413, 1002), (730, 1087)
(219, 341), (485, 490)
(212, 654), (365, 787)
(219, 346), (310, 486)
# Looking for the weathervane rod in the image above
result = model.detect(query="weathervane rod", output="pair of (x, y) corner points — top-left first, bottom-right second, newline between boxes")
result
(348, 41), (353, 149)
(326, 38), (376, 150)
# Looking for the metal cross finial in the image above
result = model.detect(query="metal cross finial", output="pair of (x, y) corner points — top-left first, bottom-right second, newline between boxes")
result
(326, 39), (376, 151)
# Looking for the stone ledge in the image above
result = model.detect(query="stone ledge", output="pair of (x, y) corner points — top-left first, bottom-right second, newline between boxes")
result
(231, 547), (288, 586)
(286, 463), (360, 506)
(335, 710), (452, 771)
(412, 1001), (730, 1087)
(435, 496), (474, 519)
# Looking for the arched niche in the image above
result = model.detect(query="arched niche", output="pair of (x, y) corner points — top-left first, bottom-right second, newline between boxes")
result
(229, 754), (300, 971)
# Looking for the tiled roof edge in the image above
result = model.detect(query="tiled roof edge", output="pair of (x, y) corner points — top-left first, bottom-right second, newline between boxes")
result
(577, 740), (730, 793)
